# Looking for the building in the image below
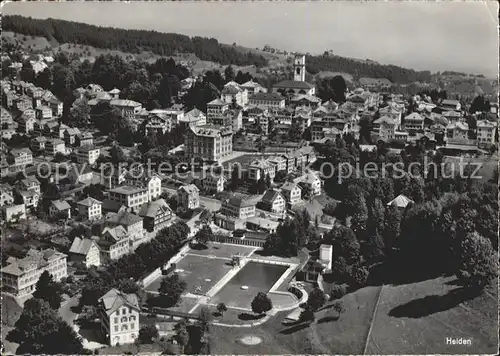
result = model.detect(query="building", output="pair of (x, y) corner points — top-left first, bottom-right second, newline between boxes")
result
(184, 125), (233, 162)
(138, 199), (174, 232)
(74, 146), (101, 165)
(404, 112), (425, 131)
(446, 122), (469, 142)
(1, 248), (67, 297)
(267, 155), (287, 173)
(143, 111), (174, 135)
(76, 132), (94, 147)
(97, 226), (131, 262)
(221, 82), (248, 107)
(63, 127), (81, 145)
(387, 194), (414, 209)
(440, 99), (461, 111)
(18, 190), (40, 209)
(17, 177), (41, 195)
(45, 138), (66, 156)
(207, 98), (229, 119)
(177, 184), (200, 211)
(281, 182), (302, 206)
(221, 196), (256, 219)
(202, 174), (226, 193)
(240, 80), (267, 95)
(110, 99), (143, 119)
(248, 92), (286, 109)
(124, 172), (162, 202)
(49, 199), (72, 219)
(180, 108), (207, 128)
(0, 187), (15, 207)
(259, 189), (286, 214)
(299, 244), (333, 282)
(108, 186), (149, 211)
(373, 116), (398, 142)
(69, 237), (101, 268)
(10, 147), (33, 168)
(2, 204), (26, 222)
(31, 136), (48, 152)
(77, 197), (103, 220)
(104, 210), (144, 243)
(273, 55), (315, 96)
(98, 289), (140, 346)
(35, 105), (53, 121)
(298, 172), (322, 197)
(476, 120), (496, 146)
(248, 159), (275, 182)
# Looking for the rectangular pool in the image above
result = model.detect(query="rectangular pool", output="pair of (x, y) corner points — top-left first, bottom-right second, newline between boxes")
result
(209, 261), (288, 309)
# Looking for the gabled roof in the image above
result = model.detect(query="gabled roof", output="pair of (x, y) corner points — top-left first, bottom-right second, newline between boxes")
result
(51, 199), (71, 211)
(281, 181), (301, 193)
(373, 116), (396, 125)
(105, 210), (143, 226)
(249, 159), (272, 170)
(273, 80), (314, 90)
(178, 184), (199, 195)
(138, 198), (172, 218)
(477, 120), (496, 128)
(207, 98), (227, 106)
(260, 189), (284, 204)
(101, 225), (128, 242)
(226, 196), (256, 209)
(77, 197), (102, 207)
(99, 288), (139, 316)
(404, 112), (424, 121)
(69, 237), (96, 256)
(387, 194), (413, 208)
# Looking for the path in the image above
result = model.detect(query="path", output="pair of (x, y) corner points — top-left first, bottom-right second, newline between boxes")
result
(362, 285), (384, 355)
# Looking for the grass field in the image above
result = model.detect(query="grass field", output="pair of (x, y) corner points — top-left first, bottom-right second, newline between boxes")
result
(366, 276), (498, 354)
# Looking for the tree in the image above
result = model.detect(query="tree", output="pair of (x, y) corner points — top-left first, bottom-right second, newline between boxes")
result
(288, 122), (302, 141)
(33, 271), (63, 310)
(20, 60), (36, 83)
(66, 98), (91, 127)
(307, 287), (326, 311)
(198, 306), (212, 332)
(110, 144), (127, 165)
(216, 302), (227, 316)
(174, 319), (190, 354)
(316, 75), (347, 103)
(199, 209), (213, 225)
(195, 224), (214, 247)
(7, 298), (84, 355)
(224, 65), (235, 82)
(230, 165), (240, 191)
(332, 300), (346, 320)
(299, 306), (315, 324)
(251, 292), (273, 315)
(35, 67), (53, 89)
(158, 273), (187, 307)
(456, 232), (498, 290)
(264, 173), (271, 188)
(138, 325), (159, 344)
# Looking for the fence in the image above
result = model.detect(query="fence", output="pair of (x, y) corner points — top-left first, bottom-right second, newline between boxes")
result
(212, 235), (265, 247)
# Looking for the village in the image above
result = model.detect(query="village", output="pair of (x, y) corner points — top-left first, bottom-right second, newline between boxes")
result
(1, 11), (499, 356)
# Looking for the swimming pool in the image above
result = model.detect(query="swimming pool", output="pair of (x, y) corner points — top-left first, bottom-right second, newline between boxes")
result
(210, 261), (288, 309)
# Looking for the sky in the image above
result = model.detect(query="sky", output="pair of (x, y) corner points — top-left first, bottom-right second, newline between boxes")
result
(3, 1), (499, 77)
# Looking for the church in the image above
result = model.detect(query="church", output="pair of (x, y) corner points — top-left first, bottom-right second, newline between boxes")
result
(272, 55), (316, 96)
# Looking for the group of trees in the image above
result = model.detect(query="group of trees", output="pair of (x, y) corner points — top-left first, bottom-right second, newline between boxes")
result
(306, 53), (432, 84)
(7, 272), (86, 354)
(313, 133), (498, 291)
(79, 221), (190, 307)
(316, 75), (347, 103)
(4, 15), (268, 67)
(264, 209), (321, 256)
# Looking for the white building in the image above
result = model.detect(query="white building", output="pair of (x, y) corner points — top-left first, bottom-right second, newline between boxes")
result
(98, 289), (140, 346)
(1, 248), (67, 297)
(77, 197), (103, 220)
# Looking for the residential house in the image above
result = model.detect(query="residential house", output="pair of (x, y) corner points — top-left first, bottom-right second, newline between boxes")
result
(143, 111), (173, 135)
(77, 197), (103, 220)
(248, 159), (275, 182)
(440, 99), (461, 111)
(259, 189), (286, 214)
(2, 204), (26, 222)
(180, 108), (207, 128)
(124, 172), (162, 202)
(102, 166), (128, 189)
(31, 136), (48, 152)
(76, 132), (94, 147)
(1, 107), (13, 125)
(248, 92), (286, 109)
(202, 174), (226, 193)
(104, 210), (144, 243)
(49, 199), (72, 219)
(45, 138), (66, 156)
(446, 122), (469, 142)
(98, 289), (140, 346)
(476, 120), (496, 146)
(281, 182), (302, 206)
(63, 127), (82, 145)
(2, 127), (16, 140)
(110, 99), (143, 119)
(387, 194), (414, 210)
(177, 184), (200, 211)
(97, 226), (131, 262)
(267, 155), (287, 173)
(18, 190), (39, 209)
(108, 186), (149, 212)
(74, 146), (101, 165)
(442, 111), (463, 124)
(184, 125), (233, 162)
(69, 237), (101, 268)
(17, 177), (41, 195)
(297, 172), (322, 197)
(207, 98), (229, 120)
(17, 112), (36, 134)
(1, 248), (67, 297)
(35, 105), (52, 121)
(138, 199), (174, 232)
(241, 80), (267, 95)
(221, 196), (256, 219)
(48, 98), (63, 117)
(0, 186), (15, 207)
(221, 82), (248, 107)
(404, 112), (425, 131)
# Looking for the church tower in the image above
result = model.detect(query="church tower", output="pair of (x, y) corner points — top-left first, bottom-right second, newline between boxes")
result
(293, 54), (306, 82)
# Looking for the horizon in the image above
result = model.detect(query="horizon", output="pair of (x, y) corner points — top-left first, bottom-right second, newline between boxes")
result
(2, 1), (499, 78)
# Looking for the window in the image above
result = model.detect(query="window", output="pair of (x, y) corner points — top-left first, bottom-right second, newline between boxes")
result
(116, 309), (120, 316)
(114, 326), (118, 332)
(121, 324), (128, 331)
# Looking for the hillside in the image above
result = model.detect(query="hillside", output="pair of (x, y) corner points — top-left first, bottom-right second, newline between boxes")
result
(2, 15), (269, 67)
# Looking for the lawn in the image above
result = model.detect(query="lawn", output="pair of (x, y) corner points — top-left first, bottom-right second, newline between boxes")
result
(366, 276), (498, 354)
(210, 284), (382, 354)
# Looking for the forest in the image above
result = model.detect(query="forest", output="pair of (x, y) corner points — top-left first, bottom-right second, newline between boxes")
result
(2, 15), (268, 67)
(306, 53), (432, 84)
